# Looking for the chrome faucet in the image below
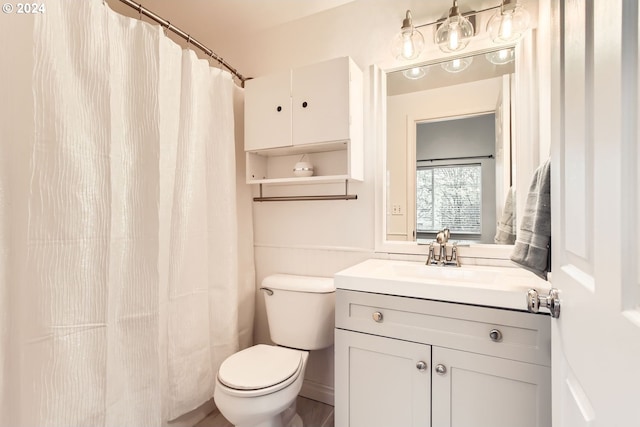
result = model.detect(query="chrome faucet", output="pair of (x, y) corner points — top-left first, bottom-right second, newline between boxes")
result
(436, 228), (450, 244)
(426, 228), (460, 267)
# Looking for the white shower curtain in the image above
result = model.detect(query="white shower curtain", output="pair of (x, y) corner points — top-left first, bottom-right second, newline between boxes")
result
(0, 0), (254, 425)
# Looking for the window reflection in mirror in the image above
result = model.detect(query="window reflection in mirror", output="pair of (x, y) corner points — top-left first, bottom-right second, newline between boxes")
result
(386, 48), (515, 245)
(416, 113), (496, 244)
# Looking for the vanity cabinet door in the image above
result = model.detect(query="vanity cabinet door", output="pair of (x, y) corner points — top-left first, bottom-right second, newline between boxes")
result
(335, 329), (431, 427)
(244, 70), (292, 151)
(431, 347), (551, 427)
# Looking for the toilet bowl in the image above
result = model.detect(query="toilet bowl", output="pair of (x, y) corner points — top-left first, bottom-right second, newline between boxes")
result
(213, 274), (335, 427)
(214, 345), (309, 427)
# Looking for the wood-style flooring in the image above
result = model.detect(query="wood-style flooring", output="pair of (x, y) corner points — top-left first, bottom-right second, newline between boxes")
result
(194, 396), (334, 427)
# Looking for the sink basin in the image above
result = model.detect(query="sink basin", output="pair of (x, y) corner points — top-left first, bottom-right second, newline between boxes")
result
(335, 258), (550, 311)
(391, 264), (500, 284)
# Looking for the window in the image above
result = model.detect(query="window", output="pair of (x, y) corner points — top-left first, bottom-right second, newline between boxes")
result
(416, 164), (482, 234)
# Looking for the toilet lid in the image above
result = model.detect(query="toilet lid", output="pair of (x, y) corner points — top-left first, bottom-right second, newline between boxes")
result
(218, 344), (303, 390)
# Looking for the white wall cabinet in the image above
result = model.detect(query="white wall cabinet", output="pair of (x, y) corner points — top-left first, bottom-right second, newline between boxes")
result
(335, 289), (551, 427)
(244, 57), (363, 184)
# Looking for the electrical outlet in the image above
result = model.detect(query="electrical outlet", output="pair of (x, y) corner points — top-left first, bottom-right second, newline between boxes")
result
(392, 204), (402, 215)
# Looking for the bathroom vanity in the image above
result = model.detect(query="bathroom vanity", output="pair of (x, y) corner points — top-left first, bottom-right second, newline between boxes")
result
(334, 259), (551, 427)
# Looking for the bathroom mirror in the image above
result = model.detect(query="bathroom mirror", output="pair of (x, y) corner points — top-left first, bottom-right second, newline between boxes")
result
(387, 49), (514, 245)
(375, 32), (548, 256)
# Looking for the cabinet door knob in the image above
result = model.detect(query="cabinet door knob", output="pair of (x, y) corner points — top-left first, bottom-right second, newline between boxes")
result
(435, 364), (447, 375)
(276, 105), (282, 112)
(416, 361), (427, 372)
(372, 311), (383, 322)
(302, 101), (308, 108)
(489, 329), (503, 342)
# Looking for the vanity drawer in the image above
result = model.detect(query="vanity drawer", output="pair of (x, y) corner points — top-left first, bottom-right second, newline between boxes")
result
(335, 289), (551, 366)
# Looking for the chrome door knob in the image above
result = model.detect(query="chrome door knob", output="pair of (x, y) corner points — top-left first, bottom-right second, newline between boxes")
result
(435, 364), (447, 375)
(489, 329), (503, 342)
(416, 361), (427, 371)
(372, 311), (383, 322)
(527, 288), (561, 318)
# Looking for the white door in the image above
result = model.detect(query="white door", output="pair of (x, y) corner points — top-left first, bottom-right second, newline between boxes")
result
(550, 1), (640, 425)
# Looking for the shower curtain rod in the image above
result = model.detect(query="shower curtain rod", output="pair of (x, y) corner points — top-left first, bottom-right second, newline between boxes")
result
(116, 0), (247, 87)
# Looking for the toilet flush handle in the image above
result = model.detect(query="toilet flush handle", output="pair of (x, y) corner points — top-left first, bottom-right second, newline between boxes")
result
(259, 287), (274, 296)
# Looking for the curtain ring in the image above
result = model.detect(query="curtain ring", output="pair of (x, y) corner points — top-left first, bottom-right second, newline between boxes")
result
(137, 2), (142, 19)
(163, 21), (170, 36)
(186, 34), (191, 46)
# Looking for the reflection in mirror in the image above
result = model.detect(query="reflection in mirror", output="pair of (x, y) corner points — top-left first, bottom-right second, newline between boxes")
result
(386, 48), (516, 245)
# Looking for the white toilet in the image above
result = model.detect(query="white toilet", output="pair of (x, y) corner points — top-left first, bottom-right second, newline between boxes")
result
(214, 274), (335, 427)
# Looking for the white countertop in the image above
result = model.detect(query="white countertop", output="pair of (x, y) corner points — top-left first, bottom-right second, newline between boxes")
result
(334, 258), (551, 312)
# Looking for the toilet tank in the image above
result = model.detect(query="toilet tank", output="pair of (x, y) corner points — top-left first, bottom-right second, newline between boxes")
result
(261, 274), (335, 350)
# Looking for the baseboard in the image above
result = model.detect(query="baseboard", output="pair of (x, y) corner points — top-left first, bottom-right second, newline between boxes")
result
(300, 379), (334, 406)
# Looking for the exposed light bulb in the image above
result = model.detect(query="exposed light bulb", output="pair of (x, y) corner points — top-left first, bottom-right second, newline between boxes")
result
(487, 0), (530, 43)
(402, 32), (415, 59)
(441, 56), (473, 73)
(392, 10), (425, 60)
(448, 24), (460, 51)
(403, 67), (426, 80)
(434, 1), (474, 53)
(499, 14), (513, 40)
(485, 48), (515, 65)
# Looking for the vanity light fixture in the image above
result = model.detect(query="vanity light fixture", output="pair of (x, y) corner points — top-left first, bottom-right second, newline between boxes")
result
(403, 66), (427, 80)
(434, 0), (475, 53)
(392, 10), (425, 60)
(485, 48), (515, 64)
(441, 56), (473, 73)
(391, 1), (528, 61)
(486, 0), (530, 43)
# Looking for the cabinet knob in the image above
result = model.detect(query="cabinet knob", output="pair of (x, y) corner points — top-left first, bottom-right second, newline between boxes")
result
(489, 329), (503, 342)
(276, 105), (282, 112)
(302, 101), (308, 108)
(416, 361), (427, 372)
(372, 311), (383, 322)
(435, 364), (447, 375)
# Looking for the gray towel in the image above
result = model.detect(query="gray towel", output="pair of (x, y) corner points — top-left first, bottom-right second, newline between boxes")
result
(494, 187), (516, 244)
(511, 159), (551, 279)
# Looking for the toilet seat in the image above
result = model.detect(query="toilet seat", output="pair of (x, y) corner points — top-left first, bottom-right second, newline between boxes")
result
(217, 344), (304, 397)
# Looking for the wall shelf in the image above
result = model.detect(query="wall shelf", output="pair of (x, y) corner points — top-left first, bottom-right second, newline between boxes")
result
(246, 143), (361, 184)
(247, 175), (351, 185)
